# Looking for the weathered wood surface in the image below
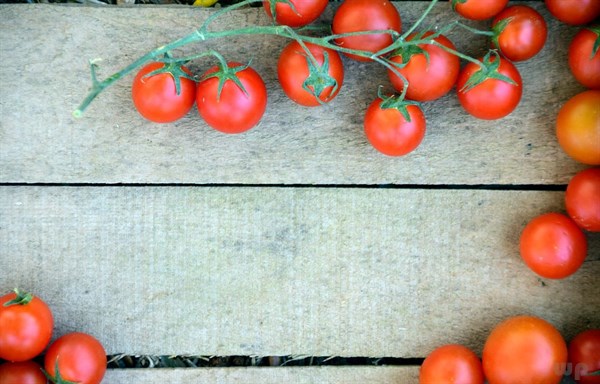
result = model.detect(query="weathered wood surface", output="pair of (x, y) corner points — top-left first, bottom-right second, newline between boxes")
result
(103, 366), (420, 384)
(1, 187), (598, 357)
(0, 3), (588, 185)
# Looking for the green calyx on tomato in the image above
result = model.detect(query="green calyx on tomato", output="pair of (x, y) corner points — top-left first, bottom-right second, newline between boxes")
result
(389, 34), (430, 67)
(265, 0), (298, 22)
(302, 48), (340, 105)
(461, 50), (517, 92)
(44, 360), (78, 384)
(589, 25), (600, 58)
(377, 87), (420, 123)
(490, 16), (513, 49)
(3, 288), (34, 307)
(451, 0), (467, 11)
(147, 53), (196, 96)
(201, 60), (252, 101)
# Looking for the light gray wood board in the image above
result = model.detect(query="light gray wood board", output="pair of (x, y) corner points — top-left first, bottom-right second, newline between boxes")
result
(0, 3), (587, 185)
(1, 186), (598, 356)
(103, 366), (419, 384)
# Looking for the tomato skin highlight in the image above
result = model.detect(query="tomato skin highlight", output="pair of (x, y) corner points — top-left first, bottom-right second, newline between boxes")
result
(568, 329), (600, 384)
(569, 28), (600, 90)
(453, 0), (509, 21)
(483, 316), (568, 384)
(332, 0), (401, 62)
(277, 41), (344, 107)
(387, 32), (460, 102)
(565, 168), (600, 232)
(196, 62), (267, 134)
(44, 332), (107, 384)
(0, 361), (47, 384)
(456, 56), (522, 120)
(492, 5), (548, 62)
(519, 212), (587, 279)
(0, 292), (53, 362)
(131, 62), (197, 123)
(364, 100), (426, 157)
(556, 90), (600, 165)
(419, 344), (484, 384)
(545, 0), (600, 25)
(263, 0), (328, 28)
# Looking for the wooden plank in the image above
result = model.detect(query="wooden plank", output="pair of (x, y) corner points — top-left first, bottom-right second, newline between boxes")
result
(1, 186), (598, 356)
(0, 3), (587, 185)
(103, 366), (420, 384)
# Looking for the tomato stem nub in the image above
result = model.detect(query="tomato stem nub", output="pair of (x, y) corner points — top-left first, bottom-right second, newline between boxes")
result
(3, 288), (34, 306)
(44, 360), (78, 384)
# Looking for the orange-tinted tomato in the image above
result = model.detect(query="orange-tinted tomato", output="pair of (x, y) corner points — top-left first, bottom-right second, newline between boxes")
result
(566, 167), (600, 232)
(420, 344), (484, 384)
(556, 90), (600, 165)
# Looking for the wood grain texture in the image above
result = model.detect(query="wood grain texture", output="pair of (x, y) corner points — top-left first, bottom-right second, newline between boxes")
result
(0, 3), (588, 185)
(1, 187), (598, 356)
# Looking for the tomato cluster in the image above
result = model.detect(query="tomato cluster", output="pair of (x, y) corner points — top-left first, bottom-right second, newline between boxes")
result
(420, 315), (600, 384)
(0, 289), (106, 384)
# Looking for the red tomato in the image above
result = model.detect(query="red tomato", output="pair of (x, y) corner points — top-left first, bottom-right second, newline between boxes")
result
(277, 41), (344, 107)
(419, 344), (484, 384)
(364, 97), (426, 156)
(566, 168), (600, 232)
(0, 290), (53, 362)
(451, 0), (509, 21)
(456, 54), (522, 120)
(263, 0), (328, 28)
(196, 62), (267, 134)
(556, 90), (600, 165)
(131, 62), (196, 123)
(520, 212), (587, 279)
(492, 5), (548, 62)
(332, 0), (401, 62)
(387, 32), (460, 102)
(0, 361), (47, 384)
(569, 28), (600, 89)
(569, 329), (600, 384)
(545, 0), (600, 25)
(483, 316), (568, 384)
(44, 332), (106, 384)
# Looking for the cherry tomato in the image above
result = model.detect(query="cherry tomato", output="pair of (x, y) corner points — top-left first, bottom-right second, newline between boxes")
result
(387, 32), (460, 102)
(364, 97), (426, 157)
(131, 62), (196, 123)
(451, 0), (509, 21)
(456, 54), (522, 120)
(44, 332), (107, 384)
(277, 40), (344, 107)
(483, 316), (568, 384)
(492, 5), (548, 62)
(419, 344), (484, 384)
(569, 28), (600, 90)
(545, 0), (600, 26)
(520, 212), (587, 279)
(556, 90), (600, 165)
(196, 62), (267, 134)
(566, 168), (600, 232)
(332, 0), (401, 62)
(263, 0), (328, 28)
(0, 290), (53, 362)
(569, 329), (600, 384)
(0, 361), (47, 384)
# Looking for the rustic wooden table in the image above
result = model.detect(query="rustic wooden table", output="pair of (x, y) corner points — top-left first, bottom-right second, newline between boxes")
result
(1, 1), (599, 383)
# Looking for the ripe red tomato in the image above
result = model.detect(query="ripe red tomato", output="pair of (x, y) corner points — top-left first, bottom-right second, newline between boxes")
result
(0, 361), (47, 384)
(419, 344), (484, 384)
(569, 329), (600, 384)
(520, 212), (587, 279)
(277, 41), (344, 107)
(569, 28), (600, 90)
(545, 0), (600, 25)
(556, 90), (600, 165)
(387, 32), (460, 102)
(0, 290), (53, 362)
(44, 332), (107, 384)
(456, 54), (522, 120)
(196, 62), (267, 134)
(451, 0), (509, 21)
(131, 62), (196, 123)
(364, 97), (426, 156)
(263, 0), (328, 28)
(483, 316), (568, 384)
(332, 0), (401, 62)
(565, 168), (600, 232)
(492, 5), (548, 62)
